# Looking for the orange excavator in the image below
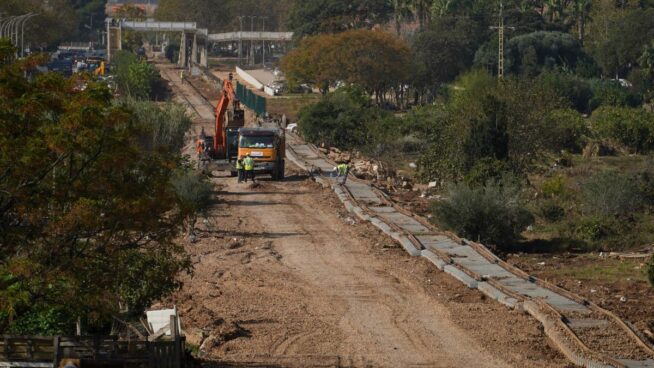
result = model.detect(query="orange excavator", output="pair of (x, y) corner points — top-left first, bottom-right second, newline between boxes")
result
(206, 73), (244, 162)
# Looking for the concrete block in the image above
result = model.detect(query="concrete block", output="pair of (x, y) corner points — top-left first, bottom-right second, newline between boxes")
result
(443, 265), (478, 288)
(421, 249), (447, 270)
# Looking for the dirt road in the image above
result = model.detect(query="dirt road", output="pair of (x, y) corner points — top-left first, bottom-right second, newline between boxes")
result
(169, 175), (567, 368)
(156, 62), (569, 367)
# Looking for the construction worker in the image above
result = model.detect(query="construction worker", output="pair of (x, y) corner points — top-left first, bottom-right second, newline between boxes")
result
(196, 139), (205, 159)
(336, 161), (350, 185)
(236, 155), (245, 183)
(243, 154), (255, 183)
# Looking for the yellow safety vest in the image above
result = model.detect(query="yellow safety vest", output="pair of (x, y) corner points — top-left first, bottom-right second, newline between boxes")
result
(243, 157), (254, 171)
(235, 159), (242, 169)
(337, 164), (349, 175)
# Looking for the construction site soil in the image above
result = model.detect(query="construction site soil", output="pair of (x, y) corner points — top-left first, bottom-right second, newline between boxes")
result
(161, 173), (570, 367)
(155, 62), (576, 367)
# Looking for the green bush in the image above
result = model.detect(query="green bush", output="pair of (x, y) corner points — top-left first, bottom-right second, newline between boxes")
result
(590, 106), (654, 153)
(589, 80), (642, 110)
(539, 200), (565, 222)
(298, 87), (387, 149)
(464, 158), (512, 187)
(582, 171), (643, 216)
(433, 180), (534, 248)
(543, 109), (589, 152)
(542, 175), (566, 198)
(538, 72), (593, 113)
(567, 215), (616, 243)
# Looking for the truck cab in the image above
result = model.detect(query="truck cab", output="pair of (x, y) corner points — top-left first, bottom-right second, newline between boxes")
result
(238, 128), (285, 180)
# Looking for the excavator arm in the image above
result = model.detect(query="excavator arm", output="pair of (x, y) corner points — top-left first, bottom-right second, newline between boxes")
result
(213, 78), (240, 158)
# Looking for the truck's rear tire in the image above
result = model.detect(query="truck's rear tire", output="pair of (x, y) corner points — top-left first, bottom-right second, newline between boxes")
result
(277, 161), (285, 181)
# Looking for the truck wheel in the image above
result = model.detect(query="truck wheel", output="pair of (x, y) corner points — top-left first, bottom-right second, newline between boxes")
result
(277, 161), (285, 181)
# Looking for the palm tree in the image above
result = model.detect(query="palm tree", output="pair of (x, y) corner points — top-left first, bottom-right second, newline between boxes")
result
(409, 0), (433, 29)
(571, 0), (592, 44)
(392, 0), (414, 36)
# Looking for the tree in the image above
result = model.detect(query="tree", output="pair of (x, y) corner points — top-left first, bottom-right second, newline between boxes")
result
(156, 0), (295, 33)
(475, 31), (588, 77)
(281, 29), (411, 103)
(287, 0), (393, 37)
(411, 16), (487, 100)
(0, 51), (192, 333)
(571, 0), (592, 44)
(589, 8), (654, 77)
(111, 51), (158, 99)
(0, 0), (78, 49)
(590, 106), (654, 153)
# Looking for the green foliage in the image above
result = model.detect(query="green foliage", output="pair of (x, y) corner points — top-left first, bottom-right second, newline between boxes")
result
(0, 56), (191, 334)
(582, 171), (642, 216)
(287, 0), (392, 37)
(538, 200), (565, 222)
(156, 0), (294, 33)
(281, 29), (411, 102)
(475, 31), (588, 77)
(543, 109), (589, 152)
(411, 16), (487, 98)
(590, 106), (654, 153)
(589, 8), (654, 77)
(123, 99), (191, 151)
(112, 50), (158, 100)
(463, 158), (512, 187)
(567, 215), (617, 243)
(542, 175), (567, 198)
(433, 180), (534, 248)
(538, 72), (593, 112)
(298, 87), (388, 149)
(6, 305), (76, 335)
(589, 80), (642, 110)
(171, 171), (213, 219)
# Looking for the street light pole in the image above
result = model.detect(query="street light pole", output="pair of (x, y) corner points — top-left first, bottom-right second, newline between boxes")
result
(21, 14), (37, 57)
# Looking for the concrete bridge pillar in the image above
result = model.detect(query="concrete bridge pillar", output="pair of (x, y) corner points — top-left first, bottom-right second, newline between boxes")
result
(178, 32), (187, 68)
(191, 33), (198, 65)
(199, 41), (208, 68)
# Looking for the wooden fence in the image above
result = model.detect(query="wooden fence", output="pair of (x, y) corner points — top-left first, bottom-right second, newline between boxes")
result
(0, 335), (185, 367)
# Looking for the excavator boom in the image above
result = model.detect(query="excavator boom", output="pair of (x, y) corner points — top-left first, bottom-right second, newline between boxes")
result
(213, 75), (243, 160)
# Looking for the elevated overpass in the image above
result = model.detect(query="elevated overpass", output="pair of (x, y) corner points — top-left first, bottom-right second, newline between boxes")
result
(105, 18), (293, 68)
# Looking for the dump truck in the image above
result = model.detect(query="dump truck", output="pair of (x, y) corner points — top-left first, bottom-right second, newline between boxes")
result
(238, 127), (285, 180)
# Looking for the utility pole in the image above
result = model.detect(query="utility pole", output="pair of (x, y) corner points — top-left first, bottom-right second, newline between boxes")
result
(489, 1), (514, 80)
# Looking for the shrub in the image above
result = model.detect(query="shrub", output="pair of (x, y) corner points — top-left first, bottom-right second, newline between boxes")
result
(542, 175), (566, 198)
(543, 109), (589, 152)
(433, 180), (534, 248)
(590, 106), (654, 153)
(567, 215), (616, 243)
(171, 171), (213, 234)
(589, 80), (642, 110)
(539, 201), (565, 222)
(538, 72), (593, 113)
(582, 171), (643, 216)
(464, 158), (512, 187)
(298, 87), (386, 149)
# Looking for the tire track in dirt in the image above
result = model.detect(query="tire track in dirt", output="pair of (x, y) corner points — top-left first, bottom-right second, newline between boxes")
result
(220, 179), (511, 368)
